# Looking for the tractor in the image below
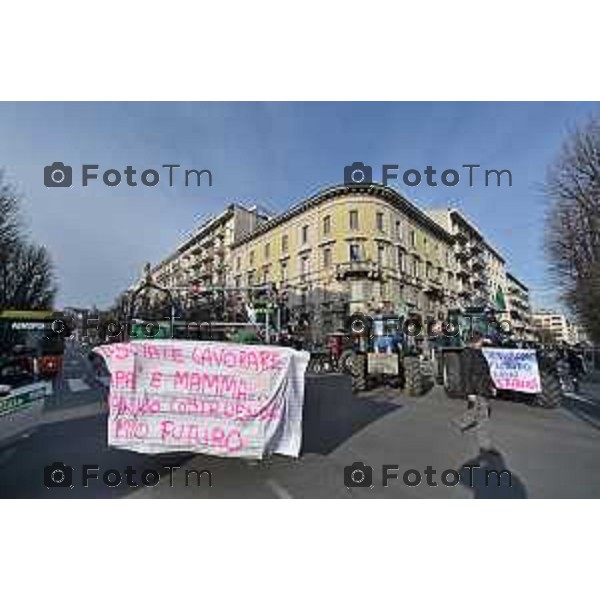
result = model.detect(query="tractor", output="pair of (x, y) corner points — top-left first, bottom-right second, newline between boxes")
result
(334, 313), (431, 397)
(433, 306), (563, 408)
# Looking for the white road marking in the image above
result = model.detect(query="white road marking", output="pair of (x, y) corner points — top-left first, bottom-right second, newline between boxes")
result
(564, 392), (597, 405)
(67, 378), (91, 393)
(266, 478), (294, 499)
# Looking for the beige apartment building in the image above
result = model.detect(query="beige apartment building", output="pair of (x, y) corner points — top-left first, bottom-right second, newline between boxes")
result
(228, 184), (457, 336)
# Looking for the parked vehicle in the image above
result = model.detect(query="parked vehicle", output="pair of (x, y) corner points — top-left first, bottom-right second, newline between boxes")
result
(0, 348), (52, 449)
(0, 310), (67, 379)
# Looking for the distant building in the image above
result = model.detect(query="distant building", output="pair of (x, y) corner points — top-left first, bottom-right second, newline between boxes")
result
(532, 309), (576, 344)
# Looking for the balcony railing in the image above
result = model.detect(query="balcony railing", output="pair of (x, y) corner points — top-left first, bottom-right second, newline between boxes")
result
(336, 260), (383, 280)
(471, 257), (486, 270)
(454, 244), (470, 259)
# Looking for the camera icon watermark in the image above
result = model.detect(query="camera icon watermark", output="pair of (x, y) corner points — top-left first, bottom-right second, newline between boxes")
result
(344, 161), (372, 186)
(44, 162), (73, 187)
(44, 461), (74, 488)
(344, 461), (373, 488)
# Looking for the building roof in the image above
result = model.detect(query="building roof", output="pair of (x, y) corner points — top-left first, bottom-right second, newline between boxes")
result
(150, 203), (245, 274)
(507, 271), (529, 292)
(426, 207), (506, 263)
(230, 183), (455, 248)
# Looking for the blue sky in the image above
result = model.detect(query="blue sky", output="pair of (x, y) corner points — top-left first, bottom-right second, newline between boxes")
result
(0, 101), (597, 309)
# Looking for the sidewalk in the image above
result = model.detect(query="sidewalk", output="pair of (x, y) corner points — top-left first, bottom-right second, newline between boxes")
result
(41, 400), (107, 426)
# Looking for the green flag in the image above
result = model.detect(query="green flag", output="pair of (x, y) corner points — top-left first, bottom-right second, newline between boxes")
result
(495, 287), (506, 311)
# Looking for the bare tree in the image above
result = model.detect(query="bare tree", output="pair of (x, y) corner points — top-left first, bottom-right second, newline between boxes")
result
(0, 175), (56, 311)
(0, 177), (21, 255)
(545, 116), (600, 344)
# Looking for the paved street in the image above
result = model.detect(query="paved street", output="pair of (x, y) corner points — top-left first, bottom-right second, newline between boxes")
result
(1, 342), (599, 498)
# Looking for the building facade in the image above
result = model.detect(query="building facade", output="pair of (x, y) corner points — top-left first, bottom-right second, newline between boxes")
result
(124, 183), (534, 345)
(129, 204), (267, 314)
(532, 310), (571, 343)
(229, 185), (456, 339)
(506, 272), (534, 340)
(532, 309), (589, 345)
(426, 208), (508, 311)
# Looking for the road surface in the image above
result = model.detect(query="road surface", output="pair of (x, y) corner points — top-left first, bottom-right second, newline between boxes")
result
(1, 342), (599, 498)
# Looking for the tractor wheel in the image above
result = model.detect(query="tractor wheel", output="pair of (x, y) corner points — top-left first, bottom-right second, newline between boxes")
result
(351, 353), (367, 392)
(404, 356), (423, 397)
(339, 349), (355, 374)
(442, 351), (463, 398)
(321, 358), (333, 373)
(534, 369), (563, 408)
(308, 356), (322, 374)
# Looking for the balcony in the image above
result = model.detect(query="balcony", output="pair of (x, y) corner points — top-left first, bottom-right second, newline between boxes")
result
(336, 260), (383, 280)
(456, 267), (470, 280)
(454, 228), (468, 242)
(471, 257), (486, 270)
(469, 241), (484, 255)
(454, 244), (470, 259)
(424, 278), (444, 297)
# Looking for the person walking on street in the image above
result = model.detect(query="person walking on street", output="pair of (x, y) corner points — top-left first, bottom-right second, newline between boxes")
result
(457, 331), (496, 449)
(566, 346), (585, 393)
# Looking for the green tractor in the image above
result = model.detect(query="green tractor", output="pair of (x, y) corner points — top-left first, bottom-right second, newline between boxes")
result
(433, 306), (563, 408)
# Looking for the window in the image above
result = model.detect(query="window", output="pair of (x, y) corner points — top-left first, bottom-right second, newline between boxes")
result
(264, 243), (270, 260)
(349, 210), (359, 230)
(410, 229), (416, 248)
(411, 257), (419, 278)
(236, 256), (241, 271)
(263, 267), (270, 284)
(281, 260), (288, 282)
(398, 249), (406, 272)
(377, 244), (385, 266)
(300, 255), (310, 278)
(426, 262), (433, 279)
(249, 250), (255, 266)
(248, 271), (255, 286)
(282, 234), (289, 253)
(423, 237), (428, 250)
(323, 247), (332, 268)
(235, 275), (241, 288)
(395, 220), (403, 241)
(301, 225), (309, 245)
(350, 244), (361, 262)
(376, 212), (384, 232)
(323, 215), (331, 235)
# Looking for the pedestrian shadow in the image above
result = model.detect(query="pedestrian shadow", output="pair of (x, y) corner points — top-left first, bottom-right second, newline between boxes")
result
(561, 391), (600, 432)
(302, 375), (401, 455)
(458, 448), (527, 499)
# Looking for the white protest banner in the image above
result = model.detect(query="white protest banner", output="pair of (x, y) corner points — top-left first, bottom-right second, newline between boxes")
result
(94, 340), (310, 459)
(482, 348), (542, 394)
